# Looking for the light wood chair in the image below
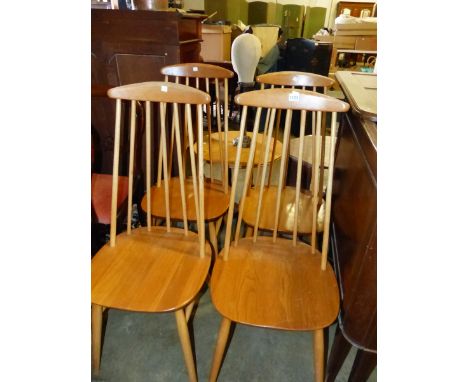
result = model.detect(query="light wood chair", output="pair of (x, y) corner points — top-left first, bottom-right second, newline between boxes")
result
(208, 87), (349, 381)
(91, 82), (213, 382)
(140, 63), (234, 255)
(242, 71), (335, 236)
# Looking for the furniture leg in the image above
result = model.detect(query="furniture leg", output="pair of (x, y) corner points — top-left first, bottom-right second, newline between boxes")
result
(215, 216), (223, 235)
(348, 349), (377, 382)
(91, 304), (103, 375)
(245, 225), (253, 237)
(175, 309), (197, 382)
(208, 221), (218, 256)
(314, 328), (324, 382)
(325, 324), (352, 382)
(209, 317), (232, 382)
(185, 300), (196, 322)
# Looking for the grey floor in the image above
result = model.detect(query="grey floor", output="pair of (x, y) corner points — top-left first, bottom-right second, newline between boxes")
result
(92, 287), (376, 381)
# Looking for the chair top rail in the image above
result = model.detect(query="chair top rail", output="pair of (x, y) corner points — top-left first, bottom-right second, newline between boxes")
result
(107, 81), (211, 105)
(161, 63), (234, 79)
(256, 71), (334, 88)
(235, 88), (349, 113)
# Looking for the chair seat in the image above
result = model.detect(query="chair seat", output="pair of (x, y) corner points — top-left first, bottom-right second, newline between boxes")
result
(242, 186), (324, 234)
(210, 237), (339, 331)
(92, 226), (212, 312)
(91, 173), (129, 225)
(141, 178), (230, 222)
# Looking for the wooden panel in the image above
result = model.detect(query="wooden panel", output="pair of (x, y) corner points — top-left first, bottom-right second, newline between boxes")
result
(115, 54), (168, 85)
(91, 9), (204, 173)
(330, 103), (376, 351)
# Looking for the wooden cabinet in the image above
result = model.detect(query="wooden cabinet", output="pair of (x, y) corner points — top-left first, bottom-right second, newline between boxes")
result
(326, 71), (376, 381)
(91, 9), (204, 173)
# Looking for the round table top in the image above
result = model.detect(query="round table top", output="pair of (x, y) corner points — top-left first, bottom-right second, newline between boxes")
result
(200, 131), (283, 167)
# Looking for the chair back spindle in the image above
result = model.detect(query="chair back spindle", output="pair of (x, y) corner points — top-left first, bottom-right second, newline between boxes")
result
(109, 99), (122, 247)
(126, 100), (137, 234)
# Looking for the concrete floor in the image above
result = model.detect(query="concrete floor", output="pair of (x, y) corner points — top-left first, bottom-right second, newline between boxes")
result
(92, 286), (376, 381)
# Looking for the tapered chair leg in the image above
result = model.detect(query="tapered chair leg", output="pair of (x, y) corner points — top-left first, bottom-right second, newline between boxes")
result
(185, 300), (196, 322)
(175, 309), (197, 382)
(314, 329), (324, 382)
(209, 317), (232, 382)
(208, 221), (218, 256)
(91, 304), (103, 375)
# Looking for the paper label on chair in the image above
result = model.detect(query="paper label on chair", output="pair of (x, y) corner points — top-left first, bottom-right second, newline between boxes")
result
(289, 91), (300, 102)
(193, 67), (199, 72)
(161, 85), (168, 92)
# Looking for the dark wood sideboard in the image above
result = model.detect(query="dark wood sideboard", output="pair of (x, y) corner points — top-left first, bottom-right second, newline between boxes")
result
(91, 9), (204, 174)
(327, 72), (377, 381)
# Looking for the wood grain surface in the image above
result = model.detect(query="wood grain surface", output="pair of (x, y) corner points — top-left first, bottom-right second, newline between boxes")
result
(210, 237), (339, 330)
(92, 226), (212, 312)
(243, 186), (324, 234)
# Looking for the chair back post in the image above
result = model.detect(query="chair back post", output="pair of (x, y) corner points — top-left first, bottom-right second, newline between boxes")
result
(145, 100), (152, 231)
(252, 107), (277, 241)
(222, 105), (248, 261)
(234, 106), (263, 245)
(109, 99), (122, 247)
(197, 104), (205, 257)
(126, 100), (137, 234)
(321, 111), (338, 270)
(223, 77), (229, 194)
(172, 101), (189, 235)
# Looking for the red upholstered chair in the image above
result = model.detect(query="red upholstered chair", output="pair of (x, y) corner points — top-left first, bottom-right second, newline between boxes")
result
(91, 173), (128, 226)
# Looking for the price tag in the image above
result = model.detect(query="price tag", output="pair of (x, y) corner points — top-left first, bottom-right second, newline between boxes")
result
(193, 67), (199, 72)
(161, 85), (168, 92)
(288, 91), (300, 102)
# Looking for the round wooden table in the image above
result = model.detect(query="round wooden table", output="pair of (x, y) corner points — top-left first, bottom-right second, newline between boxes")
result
(200, 131), (283, 167)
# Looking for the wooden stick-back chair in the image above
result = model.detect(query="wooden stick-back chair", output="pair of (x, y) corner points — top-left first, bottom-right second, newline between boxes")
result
(140, 63), (234, 255)
(242, 71), (335, 236)
(91, 82), (213, 382)
(208, 87), (349, 382)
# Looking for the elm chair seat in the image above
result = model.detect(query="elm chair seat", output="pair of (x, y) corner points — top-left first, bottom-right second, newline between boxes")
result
(211, 236), (339, 330)
(92, 226), (211, 312)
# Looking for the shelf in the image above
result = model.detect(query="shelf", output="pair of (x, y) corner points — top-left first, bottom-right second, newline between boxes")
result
(335, 49), (377, 54)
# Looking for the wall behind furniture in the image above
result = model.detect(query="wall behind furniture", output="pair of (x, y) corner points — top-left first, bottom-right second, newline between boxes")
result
(184, 0), (204, 10)
(204, 0), (376, 29)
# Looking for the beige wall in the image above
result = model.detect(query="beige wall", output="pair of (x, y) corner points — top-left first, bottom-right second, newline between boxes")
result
(183, 0), (204, 10)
